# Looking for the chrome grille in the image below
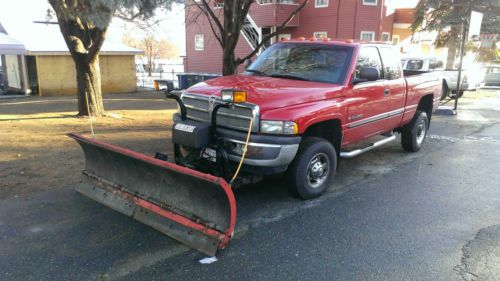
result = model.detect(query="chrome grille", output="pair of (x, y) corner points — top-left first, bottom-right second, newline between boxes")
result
(181, 93), (259, 132)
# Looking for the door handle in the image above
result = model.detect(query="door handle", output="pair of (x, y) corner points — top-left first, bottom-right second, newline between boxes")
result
(384, 89), (390, 96)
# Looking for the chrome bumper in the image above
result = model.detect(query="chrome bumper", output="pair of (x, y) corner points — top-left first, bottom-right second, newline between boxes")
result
(217, 128), (301, 167)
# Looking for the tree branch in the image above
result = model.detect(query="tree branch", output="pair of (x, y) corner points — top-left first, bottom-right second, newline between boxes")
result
(190, 1), (223, 46)
(236, 0), (309, 64)
(193, 0), (224, 43)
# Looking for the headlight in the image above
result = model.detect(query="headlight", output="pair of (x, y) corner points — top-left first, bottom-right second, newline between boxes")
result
(260, 120), (298, 135)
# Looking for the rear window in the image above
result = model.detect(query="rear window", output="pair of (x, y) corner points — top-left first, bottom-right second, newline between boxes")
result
(379, 47), (402, 80)
(405, 60), (424, 70)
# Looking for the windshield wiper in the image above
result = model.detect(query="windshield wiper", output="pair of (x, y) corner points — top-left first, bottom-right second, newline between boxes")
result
(269, 73), (311, 81)
(246, 69), (267, 76)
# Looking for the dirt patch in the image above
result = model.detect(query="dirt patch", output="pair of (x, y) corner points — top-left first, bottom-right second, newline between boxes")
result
(0, 93), (177, 200)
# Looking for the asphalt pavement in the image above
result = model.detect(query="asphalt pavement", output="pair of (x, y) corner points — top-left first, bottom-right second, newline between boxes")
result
(1, 90), (499, 281)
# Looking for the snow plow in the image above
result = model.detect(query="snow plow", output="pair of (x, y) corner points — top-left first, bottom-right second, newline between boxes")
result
(68, 134), (236, 255)
(68, 92), (250, 256)
(68, 133), (236, 256)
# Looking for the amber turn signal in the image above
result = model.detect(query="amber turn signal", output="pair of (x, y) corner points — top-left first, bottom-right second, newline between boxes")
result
(233, 91), (247, 103)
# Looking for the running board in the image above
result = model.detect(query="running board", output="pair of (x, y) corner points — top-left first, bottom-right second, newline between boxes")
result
(340, 134), (396, 158)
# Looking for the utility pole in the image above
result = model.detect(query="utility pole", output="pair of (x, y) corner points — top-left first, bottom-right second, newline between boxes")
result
(453, 1), (472, 113)
(454, 18), (468, 112)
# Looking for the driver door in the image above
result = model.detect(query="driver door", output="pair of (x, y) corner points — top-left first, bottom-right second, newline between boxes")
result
(343, 46), (394, 146)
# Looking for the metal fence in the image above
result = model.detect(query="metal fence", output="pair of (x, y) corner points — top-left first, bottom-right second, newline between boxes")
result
(136, 70), (183, 89)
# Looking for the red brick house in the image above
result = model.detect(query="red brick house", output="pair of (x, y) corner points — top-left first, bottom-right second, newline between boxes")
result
(185, 0), (397, 74)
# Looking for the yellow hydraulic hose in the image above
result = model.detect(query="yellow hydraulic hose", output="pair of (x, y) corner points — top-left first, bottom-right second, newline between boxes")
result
(229, 117), (254, 185)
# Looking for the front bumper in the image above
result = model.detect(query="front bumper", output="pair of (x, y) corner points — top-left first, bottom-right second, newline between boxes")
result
(216, 128), (300, 168)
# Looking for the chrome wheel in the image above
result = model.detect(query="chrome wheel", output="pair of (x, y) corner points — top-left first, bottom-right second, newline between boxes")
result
(416, 119), (426, 146)
(306, 153), (329, 189)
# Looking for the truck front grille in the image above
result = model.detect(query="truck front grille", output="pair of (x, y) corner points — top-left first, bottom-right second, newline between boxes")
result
(181, 93), (259, 132)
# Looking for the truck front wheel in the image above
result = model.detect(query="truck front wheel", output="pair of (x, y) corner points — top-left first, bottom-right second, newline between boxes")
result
(286, 137), (337, 199)
(401, 111), (428, 152)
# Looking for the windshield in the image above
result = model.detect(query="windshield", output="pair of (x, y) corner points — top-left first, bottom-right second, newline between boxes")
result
(246, 43), (354, 84)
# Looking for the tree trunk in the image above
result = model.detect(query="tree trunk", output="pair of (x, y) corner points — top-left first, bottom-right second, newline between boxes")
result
(74, 55), (104, 117)
(446, 28), (458, 69)
(222, 47), (237, 75)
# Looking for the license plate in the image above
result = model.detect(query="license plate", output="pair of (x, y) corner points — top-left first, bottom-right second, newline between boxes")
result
(201, 148), (217, 162)
(174, 123), (196, 133)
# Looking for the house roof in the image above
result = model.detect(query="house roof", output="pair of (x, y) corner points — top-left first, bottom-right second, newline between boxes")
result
(0, 32), (26, 55)
(394, 8), (415, 24)
(0, 21), (143, 56)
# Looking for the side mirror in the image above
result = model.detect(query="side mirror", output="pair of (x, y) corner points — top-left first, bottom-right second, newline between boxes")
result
(353, 67), (380, 84)
(244, 59), (253, 69)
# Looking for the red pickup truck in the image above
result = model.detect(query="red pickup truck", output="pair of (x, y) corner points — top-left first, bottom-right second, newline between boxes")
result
(68, 39), (443, 254)
(171, 39), (442, 199)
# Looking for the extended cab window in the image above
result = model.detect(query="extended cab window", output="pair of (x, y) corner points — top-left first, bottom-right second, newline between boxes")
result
(379, 47), (402, 80)
(355, 46), (383, 80)
(246, 43), (354, 84)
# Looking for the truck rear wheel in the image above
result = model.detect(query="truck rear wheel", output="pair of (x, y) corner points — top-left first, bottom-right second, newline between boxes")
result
(286, 137), (337, 199)
(401, 111), (428, 152)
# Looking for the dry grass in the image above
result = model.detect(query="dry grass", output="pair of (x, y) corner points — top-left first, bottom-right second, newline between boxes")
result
(0, 93), (177, 199)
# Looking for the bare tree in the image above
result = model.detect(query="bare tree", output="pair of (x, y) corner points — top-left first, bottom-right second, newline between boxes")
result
(123, 34), (179, 76)
(189, 0), (309, 75)
(48, 0), (174, 117)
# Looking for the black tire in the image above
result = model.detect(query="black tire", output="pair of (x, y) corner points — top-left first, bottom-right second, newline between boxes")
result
(286, 137), (337, 199)
(440, 81), (449, 100)
(401, 111), (428, 152)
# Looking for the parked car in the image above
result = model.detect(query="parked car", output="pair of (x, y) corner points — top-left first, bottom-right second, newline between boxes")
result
(400, 57), (476, 100)
(481, 65), (500, 87)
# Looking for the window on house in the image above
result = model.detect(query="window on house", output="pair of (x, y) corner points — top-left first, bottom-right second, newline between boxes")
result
(392, 35), (400, 45)
(315, 0), (328, 8)
(378, 47), (402, 79)
(355, 46), (383, 80)
(195, 34), (204, 51)
(363, 0), (377, 6)
(360, 31), (375, 41)
(278, 34), (292, 41)
(314, 32), (328, 39)
(381, 32), (391, 42)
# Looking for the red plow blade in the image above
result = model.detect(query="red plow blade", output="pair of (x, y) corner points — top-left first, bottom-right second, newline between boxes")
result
(68, 133), (236, 256)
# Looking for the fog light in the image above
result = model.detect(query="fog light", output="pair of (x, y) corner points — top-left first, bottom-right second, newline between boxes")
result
(221, 89), (247, 103)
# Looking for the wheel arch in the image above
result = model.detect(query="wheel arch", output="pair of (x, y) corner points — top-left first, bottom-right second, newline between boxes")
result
(417, 94), (434, 126)
(302, 119), (342, 158)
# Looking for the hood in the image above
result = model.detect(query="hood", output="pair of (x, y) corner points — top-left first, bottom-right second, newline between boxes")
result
(185, 74), (346, 112)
